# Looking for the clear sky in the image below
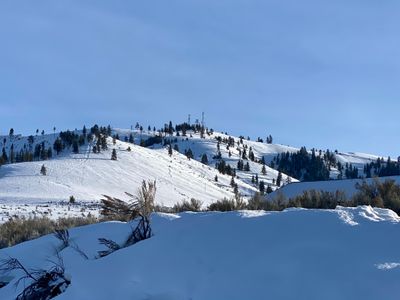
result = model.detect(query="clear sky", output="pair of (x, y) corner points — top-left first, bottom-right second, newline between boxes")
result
(0, 0), (399, 157)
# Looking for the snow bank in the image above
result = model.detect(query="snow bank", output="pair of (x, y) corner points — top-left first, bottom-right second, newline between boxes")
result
(0, 206), (399, 299)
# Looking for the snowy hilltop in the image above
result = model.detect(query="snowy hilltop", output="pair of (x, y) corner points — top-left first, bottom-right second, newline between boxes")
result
(0, 123), (398, 221)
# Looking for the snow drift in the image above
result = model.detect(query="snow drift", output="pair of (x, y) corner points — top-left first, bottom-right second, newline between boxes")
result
(0, 206), (399, 299)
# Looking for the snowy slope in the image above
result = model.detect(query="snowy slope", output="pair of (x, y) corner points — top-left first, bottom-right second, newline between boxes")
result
(114, 128), (387, 182)
(268, 176), (400, 200)
(0, 126), (393, 222)
(0, 207), (399, 299)
(114, 128), (299, 188)
(0, 137), (258, 221)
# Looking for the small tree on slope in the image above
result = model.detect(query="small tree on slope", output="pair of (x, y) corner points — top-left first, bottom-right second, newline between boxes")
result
(40, 164), (47, 176)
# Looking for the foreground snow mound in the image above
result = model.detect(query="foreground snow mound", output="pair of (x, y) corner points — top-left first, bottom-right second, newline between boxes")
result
(0, 207), (399, 300)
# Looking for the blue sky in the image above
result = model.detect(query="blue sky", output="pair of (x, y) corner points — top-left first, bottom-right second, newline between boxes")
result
(0, 0), (399, 157)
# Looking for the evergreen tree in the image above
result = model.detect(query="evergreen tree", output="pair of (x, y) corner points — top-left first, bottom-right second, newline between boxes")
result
(277, 171), (282, 187)
(266, 185), (273, 194)
(111, 149), (117, 160)
(230, 176), (235, 187)
(185, 148), (193, 160)
(53, 138), (63, 155)
(2, 147), (8, 163)
(259, 180), (265, 194)
(261, 164), (267, 175)
(214, 175), (218, 182)
(47, 148), (53, 159)
(129, 133), (134, 144)
(249, 148), (255, 161)
(10, 144), (15, 163)
(201, 153), (208, 164)
(72, 141), (79, 154)
(168, 144), (173, 156)
(40, 164), (47, 176)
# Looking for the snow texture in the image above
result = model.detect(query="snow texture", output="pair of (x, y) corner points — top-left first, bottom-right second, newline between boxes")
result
(0, 206), (399, 299)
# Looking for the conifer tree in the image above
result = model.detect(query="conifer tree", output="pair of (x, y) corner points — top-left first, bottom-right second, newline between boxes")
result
(10, 144), (15, 163)
(185, 148), (193, 160)
(40, 164), (47, 176)
(111, 149), (117, 160)
(72, 141), (79, 154)
(2, 147), (8, 163)
(201, 153), (208, 164)
(129, 133), (134, 144)
(261, 164), (267, 175)
(266, 185), (273, 194)
(259, 180), (265, 194)
(53, 138), (63, 155)
(277, 171), (282, 187)
(168, 144), (173, 156)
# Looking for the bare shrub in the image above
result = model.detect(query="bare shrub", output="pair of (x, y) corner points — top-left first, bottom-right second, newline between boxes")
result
(172, 198), (203, 212)
(98, 180), (156, 258)
(0, 256), (70, 300)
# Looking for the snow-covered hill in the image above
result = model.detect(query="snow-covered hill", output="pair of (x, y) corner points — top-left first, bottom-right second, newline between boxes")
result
(0, 126), (394, 221)
(0, 137), (259, 222)
(0, 206), (399, 299)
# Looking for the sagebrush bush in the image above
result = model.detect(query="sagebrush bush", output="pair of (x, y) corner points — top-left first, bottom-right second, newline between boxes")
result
(0, 216), (98, 249)
(352, 179), (400, 214)
(208, 195), (246, 212)
(172, 198), (202, 212)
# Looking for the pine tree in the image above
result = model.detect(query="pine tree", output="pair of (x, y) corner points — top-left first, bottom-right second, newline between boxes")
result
(168, 144), (173, 156)
(10, 144), (15, 163)
(185, 148), (193, 160)
(230, 176), (235, 187)
(40, 164), (47, 176)
(53, 138), (63, 155)
(259, 180), (265, 194)
(201, 153), (208, 164)
(276, 171), (282, 187)
(73, 141), (79, 154)
(266, 185), (273, 194)
(111, 149), (117, 160)
(261, 164), (267, 175)
(129, 133), (134, 144)
(249, 148), (255, 161)
(214, 175), (218, 182)
(2, 147), (8, 163)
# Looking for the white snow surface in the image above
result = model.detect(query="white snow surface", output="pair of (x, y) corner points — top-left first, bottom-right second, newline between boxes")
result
(0, 206), (399, 299)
